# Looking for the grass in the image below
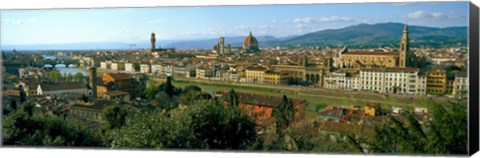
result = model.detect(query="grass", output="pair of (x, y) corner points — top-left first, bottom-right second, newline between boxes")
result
(149, 77), (446, 115)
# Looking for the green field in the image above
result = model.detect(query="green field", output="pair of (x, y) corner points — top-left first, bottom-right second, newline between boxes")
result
(149, 78), (447, 114)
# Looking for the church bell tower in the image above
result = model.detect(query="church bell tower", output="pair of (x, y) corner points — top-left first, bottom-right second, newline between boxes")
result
(150, 32), (156, 50)
(399, 24), (409, 68)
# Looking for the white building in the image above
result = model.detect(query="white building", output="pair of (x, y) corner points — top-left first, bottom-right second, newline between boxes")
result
(100, 61), (110, 70)
(323, 71), (355, 90)
(416, 75), (427, 96)
(151, 63), (163, 76)
(125, 62), (135, 73)
(140, 64), (151, 74)
(359, 68), (419, 95)
(453, 75), (468, 98)
(111, 62), (125, 72)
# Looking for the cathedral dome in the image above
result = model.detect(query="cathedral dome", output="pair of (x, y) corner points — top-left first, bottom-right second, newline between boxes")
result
(242, 31), (260, 53)
(243, 31), (259, 48)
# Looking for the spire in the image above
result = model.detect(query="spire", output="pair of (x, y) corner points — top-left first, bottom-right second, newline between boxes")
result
(249, 31), (252, 36)
(403, 23), (408, 32)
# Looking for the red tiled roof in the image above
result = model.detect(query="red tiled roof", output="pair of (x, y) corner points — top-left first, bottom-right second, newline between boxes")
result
(105, 73), (131, 81)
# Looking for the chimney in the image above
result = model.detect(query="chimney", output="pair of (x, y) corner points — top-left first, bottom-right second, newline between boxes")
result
(88, 67), (97, 100)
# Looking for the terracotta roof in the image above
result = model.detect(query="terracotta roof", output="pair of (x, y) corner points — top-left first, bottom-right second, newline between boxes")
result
(39, 82), (87, 91)
(105, 73), (131, 81)
(246, 65), (268, 71)
(343, 51), (399, 56)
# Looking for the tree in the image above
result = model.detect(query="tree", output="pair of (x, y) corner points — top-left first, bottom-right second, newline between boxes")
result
(272, 95), (295, 134)
(3, 105), (102, 146)
(226, 89), (239, 107)
(73, 72), (84, 82)
(82, 93), (88, 103)
(188, 102), (257, 149)
(163, 76), (175, 97)
(102, 105), (129, 130)
(49, 70), (62, 83)
(369, 101), (467, 155)
(65, 73), (73, 82)
(105, 101), (257, 150)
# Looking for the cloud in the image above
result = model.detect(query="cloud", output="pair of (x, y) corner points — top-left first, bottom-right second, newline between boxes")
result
(293, 17), (313, 24)
(2, 18), (38, 24)
(147, 18), (164, 24)
(406, 11), (462, 20)
(319, 16), (352, 22)
(292, 16), (355, 24)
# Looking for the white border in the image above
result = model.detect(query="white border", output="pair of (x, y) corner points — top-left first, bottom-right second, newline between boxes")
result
(0, 0), (477, 158)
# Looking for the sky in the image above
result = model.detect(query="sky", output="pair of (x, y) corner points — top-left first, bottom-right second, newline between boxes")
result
(0, 1), (469, 46)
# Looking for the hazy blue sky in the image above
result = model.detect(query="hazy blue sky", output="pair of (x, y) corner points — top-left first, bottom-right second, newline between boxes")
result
(0, 2), (469, 45)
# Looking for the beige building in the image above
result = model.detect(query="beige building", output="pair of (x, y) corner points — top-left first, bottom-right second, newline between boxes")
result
(453, 74), (468, 98)
(125, 62), (135, 73)
(140, 63), (151, 74)
(111, 62), (125, 72)
(273, 55), (329, 86)
(196, 66), (214, 79)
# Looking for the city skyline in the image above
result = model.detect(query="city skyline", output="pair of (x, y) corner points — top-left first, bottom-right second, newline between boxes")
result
(1, 2), (468, 46)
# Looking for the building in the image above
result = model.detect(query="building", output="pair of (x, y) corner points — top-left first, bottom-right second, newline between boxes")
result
(100, 61), (110, 70)
(140, 63), (151, 74)
(196, 65), (214, 79)
(151, 63), (163, 76)
(111, 62), (125, 72)
(323, 71), (355, 90)
(273, 56), (329, 86)
(173, 63), (196, 78)
(103, 90), (130, 103)
(333, 24), (413, 69)
(125, 62), (135, 73)
(149, 32), (176, 53)
(64, 100), (117, 123)
(37, 82), (88, 96)
(426, 70), (447, 95)
(264, 70), (289, 85)
(245, 65), (268, 83)
(358, 67), (419, 95)
(416, 75), (427, 96)
(242, 31), (260, 54)
(97, 73), (147, 99)
(453, 74), (468, 98)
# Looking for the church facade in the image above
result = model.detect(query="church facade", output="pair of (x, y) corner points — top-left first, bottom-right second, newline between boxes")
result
(334, 24), (412, 69)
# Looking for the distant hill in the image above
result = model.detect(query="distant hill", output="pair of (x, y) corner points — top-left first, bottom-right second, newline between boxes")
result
(281, 22), (467, 48)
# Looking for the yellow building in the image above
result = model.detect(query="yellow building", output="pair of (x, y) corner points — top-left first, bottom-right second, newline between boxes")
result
(245, 65), (267, 83)
(264, 70), (289, 85)
(273, 55), (329, 86)
(426, 70), (447, 95)
(336, 51), (399, 68)
(334, 24), (413, 69)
